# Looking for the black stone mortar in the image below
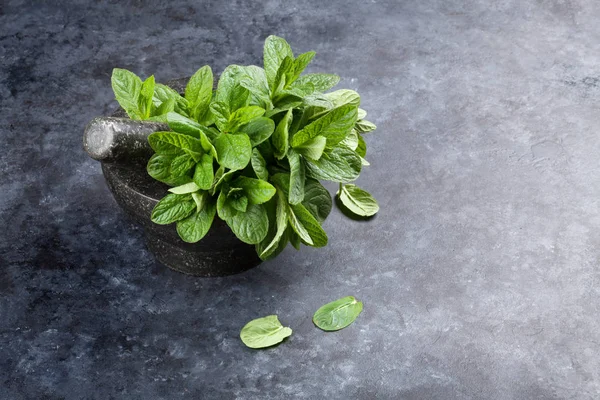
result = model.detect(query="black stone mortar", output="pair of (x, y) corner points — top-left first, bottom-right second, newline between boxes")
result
(83, 78), (261, 276)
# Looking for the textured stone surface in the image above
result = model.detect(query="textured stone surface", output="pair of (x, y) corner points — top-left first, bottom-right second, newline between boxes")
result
(2, 0), (600, 398)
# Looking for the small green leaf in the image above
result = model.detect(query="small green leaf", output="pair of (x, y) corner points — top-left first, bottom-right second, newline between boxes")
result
(214, 133), (252, 170)
(288, 150), (305, 205)
(240, 315), (292, 349)
(305, 146), (362, 183)
(138, 75), (155, 119)
(185, 65), (213, 122)
(148, 131), (203, 161)
(111, 68), (143, 120)
(147, 154), (193, 186)
(338, 184), (379, 217)
(251, 148), (269, 181)
(227, 204), (269, 244)
(259, 190), (289, 259)
(193, 154), (214, 190)
(356, 119), (376, 133)
(230, 194), (249, 213)
(291, 104), (358, 147)
(170, 153), (196, 177)
(237, 117), (275, 146)
(152, 98), (175, 117)
(228, 106), (265, 132)
(293, 135), (326, 161)
(272, 108), (292, 159)
(216, 189), (238, 220)
(231, 176), (276, 205)
(192, 191), (206, 213)
(294, 73), (340, 92)
(176, 200), (216, 243)
(238, 65), (271, 108)
(289, 51), (315, 85)
(151, 193), (196, 225)
(215, 65), (250, 113)
(168, 181), (200, 194)
(356, 135), (367, 158)
(290, 203), (328, 247)
(153, 83), (189, 117)
(357, 108), (367, 120)
(272, 56), (294, 95)
(264, 35), (294, 91)
(210, 101), (231, 132)
(302, 179), (332, 223)
(340, 129), (359, 151)
(313, 296), (363, 331)
(324, 89), (361, 108)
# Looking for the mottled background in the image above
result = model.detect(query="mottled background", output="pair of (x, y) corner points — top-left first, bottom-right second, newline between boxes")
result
(2, 0), (600, 399)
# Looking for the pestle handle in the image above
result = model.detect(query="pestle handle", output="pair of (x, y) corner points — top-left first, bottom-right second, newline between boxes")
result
(83, 117), (167, 163)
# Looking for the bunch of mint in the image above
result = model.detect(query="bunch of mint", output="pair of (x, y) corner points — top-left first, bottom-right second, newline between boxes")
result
(110, 35), (379, 260)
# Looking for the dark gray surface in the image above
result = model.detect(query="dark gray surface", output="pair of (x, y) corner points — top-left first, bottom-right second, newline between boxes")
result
(2, 0), (600, 398)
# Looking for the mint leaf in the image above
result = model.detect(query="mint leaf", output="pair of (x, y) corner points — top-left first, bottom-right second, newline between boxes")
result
(214, 133), (252, 170)
(338, 184), (379, 217)
(185, 65), (213, 123)
(291, 104), (358, 147)
(357, 108), (367, 120)
(147, 153), (193, 186)
(170, 153), (196, 176)
(152, 98), (175, 118)
(231, 176), (276, 205)
(228, 106), (265, 132)
(272, 56), (295, 95)
(272, 108), (293, 159)
(153, 83), (189, 117)
(176, 200), (216, 243)
(294, 73), (340, 92)
(305, 146), (361, 182)
(168, 181), (200, 194)
(166, 113), (218, 157)
(148, 131), (203, 161)
(340, 129), (359, 150)
(290, 203), (327, 247)
(289, 51), (315, 84)
(324, 89), (361, 108)
(229, 193), (249, 213)
(259, 190), (289, 259)
(193, 153), (214, 190)
(111, 68), (143, 120)
(216, 189), (239, 220)
(356, 134), (367, 158)
(356, 119), (376, 133)
(288, 150), (305, 205)
(209, 101), (230, 132)
(151, 193), (196, 225)
(264, 35), (294, 91)
(138, 75), (155, 119)
(215, 65), (250, 113)
(293, 135), (326, 161)
(240, 315), (292, 349)
(238, 65), (271, 108)
(313, 296), (363, 331)
(227, 204), (269, 244)
(237, 117), (275, 146)
(251, 148), (269, 180)
(302, 178), (332, 223)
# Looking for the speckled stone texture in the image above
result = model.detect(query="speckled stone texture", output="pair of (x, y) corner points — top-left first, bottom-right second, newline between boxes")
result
(2, 0), (600, 399)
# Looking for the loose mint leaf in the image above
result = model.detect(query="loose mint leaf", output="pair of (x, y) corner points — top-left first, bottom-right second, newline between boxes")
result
(232, 176), (276, 204)
(193, 154), (214, 190)
(176, 200), (216, 243)
(151, 193), (195, 225)
(264, 35), (294, 91)
(111, 68), (142, 120)
(227, 204), (269, 244)
(240, 315), (292, 349)
(214, 133), (252, 170)
(168, 181), (200, 194)
(294, 135), (326, 161)
(338, 184), (379, 217)
(251, 148), (269, 180)
(356, 119), (376, 133)
(259, 190), (289, 259)
(288, 150), (305, 205)
(313, 296), (363, 331)
(302, 178), (332, 223)
(356, 135), (367, 158)
(148, 131), (203, 161)
(228, 106), (265, 132)
(305, 146), (361, 182)
(185, 65), (213, 122)
(272, 108), (293, 159)
(139, 75), (155, 119)
(340, 129), (359, 150)
(290, 203), (327, 247)
(294, 73), (340, 92)
(170, 153), (196, 176)
(153, 83), (189, 117)
(215, 65), (250, 113)
(238, 117), (275, 146)
(291, 104), (358, 147)
(147, 154), (192, 186)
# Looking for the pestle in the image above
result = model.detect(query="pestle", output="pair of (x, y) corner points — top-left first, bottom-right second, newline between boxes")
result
(83, 117), (167, 163)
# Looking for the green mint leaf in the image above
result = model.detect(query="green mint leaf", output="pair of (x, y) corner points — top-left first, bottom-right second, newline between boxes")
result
(288, 150), (305, 205)
(356, 119), (376, 133)
(264, 35), (294, 91)
(153, 83), (190, 117)
(237, 117), (275, 146)
(148, 131), (203, 161)
(238, 65), (272, 108)
(323, 89), (360, 108)
(192, 191), (206, 213)
(302, 178), (332, 223)
(290, 203), (327, 247)
(272, 108), (293, 159)
(176, 200), (216, 243)
(170, 153), (196, 177)
(294, 73), (340, 92)
(138, 75), (155, 119)
(111, 68), (143, 120)
(147, 154), (193, 186)
(289, 51), (315, 84)
(291, 104), (358, 147)
(227, 204), (269, 244)
(185, 65), (213, 122)
(151, 193), (196, 225)
(294, 135), (326, 161)
(215, 65), (250, 113)
(272, 56), (295, 95)
(166, 113), (219, 157)
(153, 98), (175, 117)
(357, 108), (367, 120)
(209, 101), (230, 132)
(356, 134), (367, 158)
(230, 194), (249, 213)
(287, 226), (301, 250)
(216, 189), (238, 220)
(340, 129), (359, 150)
(305, 146), (362, 182)
(338, 184), (379, 217)
(214, 133), (252, 170)
(240, 315), (292, 349)
(259, 190), (289, 259)
(313, 296), (363, 331)
(231, 176), (276, 205)
(193, 154), (214, 190)
(168, 181), (200, 194)
(228, 106), (265, 132)
(251, 148), (269, 180)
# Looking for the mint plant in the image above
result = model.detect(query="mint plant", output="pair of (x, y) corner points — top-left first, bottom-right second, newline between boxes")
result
(110, 35), (379, 260)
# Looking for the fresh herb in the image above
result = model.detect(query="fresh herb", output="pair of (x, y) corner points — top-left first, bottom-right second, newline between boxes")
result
(240, 315), (293, 349)
(313, 296), (364, 331)
(111, 35), (379, 259)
